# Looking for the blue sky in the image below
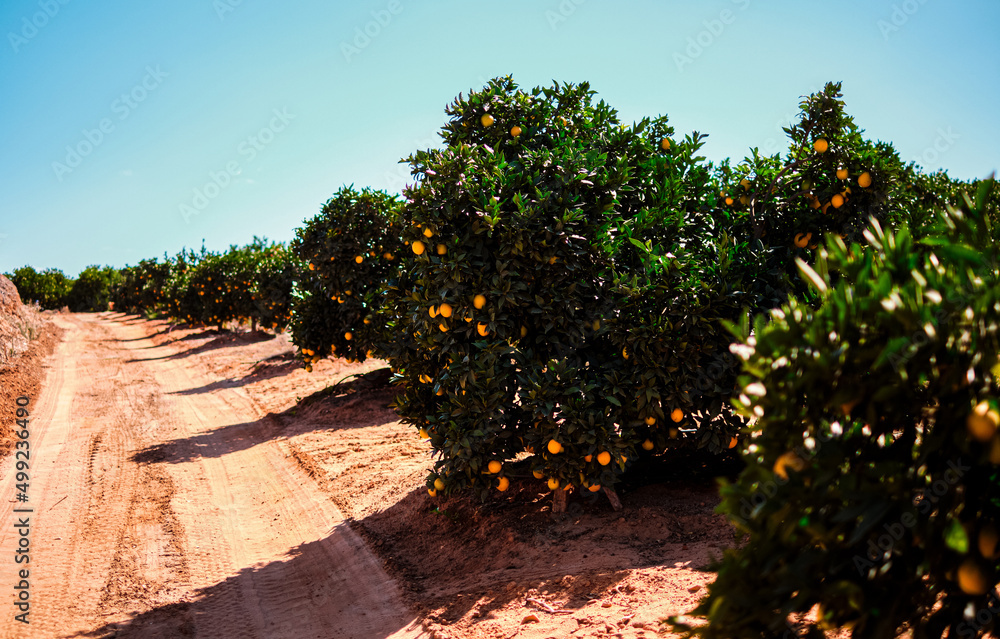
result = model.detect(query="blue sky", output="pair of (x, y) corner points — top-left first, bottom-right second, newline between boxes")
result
(1, 0), (997, 276)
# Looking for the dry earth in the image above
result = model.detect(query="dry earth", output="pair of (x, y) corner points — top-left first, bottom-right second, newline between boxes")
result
(0, 313), (741, 639)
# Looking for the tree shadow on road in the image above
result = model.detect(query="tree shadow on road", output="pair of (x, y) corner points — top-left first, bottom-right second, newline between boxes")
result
(126, 330), (278, 363)
(130, 368), (396, 466)
(67, 531), (425, 639)
(169, 351), (303, 394)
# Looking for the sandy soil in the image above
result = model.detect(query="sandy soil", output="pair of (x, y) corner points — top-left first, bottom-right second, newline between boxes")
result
(0, 313), (741, 639)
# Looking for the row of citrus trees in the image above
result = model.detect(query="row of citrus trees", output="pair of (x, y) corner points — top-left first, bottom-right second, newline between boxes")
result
(16, 76), (998, 636)
(288, 78), (1000, 637)
(108, 237), (297, 331)
(290, 79), (941, 501)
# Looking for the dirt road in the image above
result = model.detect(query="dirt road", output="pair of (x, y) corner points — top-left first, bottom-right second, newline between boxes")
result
(0, 314), (423, 638)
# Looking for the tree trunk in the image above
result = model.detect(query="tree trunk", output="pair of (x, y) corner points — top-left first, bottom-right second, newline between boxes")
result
(603, 487), (622, 511)
(552, 488), (568, 513)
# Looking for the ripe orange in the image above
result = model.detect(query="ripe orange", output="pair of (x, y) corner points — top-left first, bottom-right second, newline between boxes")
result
(428, 488), (437, 497)
(728, 436), (738, 449)
(958, 559), (989, 595)
(419, 428), (430, 439)
(967, 401), (1000, 442)
(588, 484), (601, 492)
(814, 138), (829, 153)
(477, 323), (489, 337)
(488, 460), (502, 474)
(344, 332), (352, 341)
(671, 408), (684, 422)
(773, 451), (806, 480)
(355, 255), (363, 264)
(622, 347), (629, 359)
(428, 305), (438, 318)
(836, 168), (848, 180)
(532, 470), (544, 479)
(794, 232), (812, 248)
(510, 125), (522, 137)
(740, 178), (751, 190)
(597, 451), (611, 466)
(497, 476), (510, 491)
(858, 172), (872, 188)
(434, 478), (445, 491)
(439, 323), (448, 333)
(438, 303), (453, 318)
(473, 294), (486, 309)
(547, 439), (563, 454)
(831, 194), (845, 208)
(660, 138), (671, 151)
(423, 227), (434, 238)
(481, 114), (494, 127)
(436, 244), (447, 255)
(411, 240), (426, 255)
(383, 252), (394, 260)
(547, 477), (560, 490)
(584, 454), (593, 462)
(979, 525), (1000, 559)
(520, 325), (528, 338)
(309, 263), (316, 271)
(641, 439), (654, 451)
(645, 416), (656, 426)
(725, 197), (734, 206)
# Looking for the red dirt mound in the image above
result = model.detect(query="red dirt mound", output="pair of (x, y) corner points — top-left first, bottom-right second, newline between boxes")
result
(0, 273), (22, 315)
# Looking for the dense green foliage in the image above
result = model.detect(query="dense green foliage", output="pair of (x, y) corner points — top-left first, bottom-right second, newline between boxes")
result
(673, 180), (1000, 638)
(289, 186), (402, 369)
(6, 266), (73, 309)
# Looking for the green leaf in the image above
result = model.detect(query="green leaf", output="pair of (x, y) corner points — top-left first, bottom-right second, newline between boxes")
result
(944, 519), (969, 554)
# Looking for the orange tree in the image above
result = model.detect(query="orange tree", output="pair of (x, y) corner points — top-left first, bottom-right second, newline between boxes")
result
(113, 258), (173, 314)
(289, 186), (402, 370)
(66, 265), (120, 312)
(169, 238), (295, 331)
(673, 180), (1000, 638)
(251, 241), (298, 332)
(381, 76), (749, 500)
(712, 82), (910, 314)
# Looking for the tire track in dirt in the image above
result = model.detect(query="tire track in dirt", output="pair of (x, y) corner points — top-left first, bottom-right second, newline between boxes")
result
(0, 313), (424, 638)
(0, 314), (193, 638)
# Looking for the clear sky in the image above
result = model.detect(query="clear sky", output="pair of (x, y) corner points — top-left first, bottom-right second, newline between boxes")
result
(1, 0), (997, 276)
